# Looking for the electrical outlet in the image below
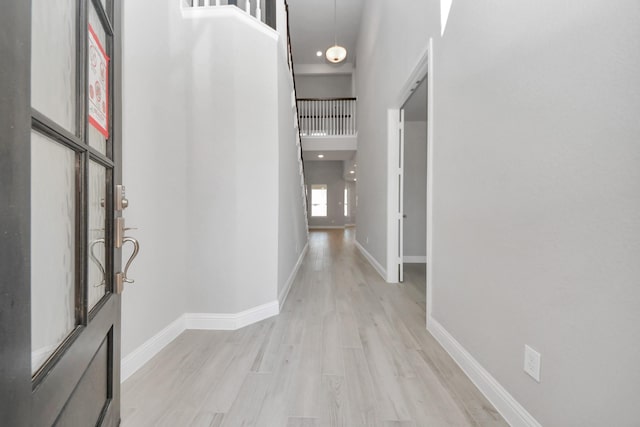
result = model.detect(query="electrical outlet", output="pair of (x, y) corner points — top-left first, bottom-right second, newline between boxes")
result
(524, 345), (541, 382)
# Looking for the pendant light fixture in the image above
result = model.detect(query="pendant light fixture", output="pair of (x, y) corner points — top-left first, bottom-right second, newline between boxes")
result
(326, 0), (347, 63)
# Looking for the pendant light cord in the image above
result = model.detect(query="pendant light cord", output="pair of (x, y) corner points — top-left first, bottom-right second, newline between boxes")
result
(334, 0), (337, 46)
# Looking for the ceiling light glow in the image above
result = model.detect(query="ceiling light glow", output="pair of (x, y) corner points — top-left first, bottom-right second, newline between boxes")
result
(316, 51), (323, 57)
(318, 154), (324, 158)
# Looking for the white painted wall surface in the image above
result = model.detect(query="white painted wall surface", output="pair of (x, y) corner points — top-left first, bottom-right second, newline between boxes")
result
(304, 161), (346, 228)
(355, 0), (640, 425)
(431, 2), (640, 425)
(122, 1), (307, 359)
(121, 0), (189, 357)
(184, 12), (280, 314)
(403, 121), (426, 258)
(277, 51), (308, 301)
(295, 74), (353, 99)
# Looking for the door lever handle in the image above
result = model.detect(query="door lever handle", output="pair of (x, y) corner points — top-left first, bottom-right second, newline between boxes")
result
(89, 238), (106, 288)
(116, 236), (140, 293)
(121, 237), (140, 283)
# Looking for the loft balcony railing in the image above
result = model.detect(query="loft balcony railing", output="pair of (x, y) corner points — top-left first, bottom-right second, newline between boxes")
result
(184, 0), (276, 30)
(297, 98), (357, 137)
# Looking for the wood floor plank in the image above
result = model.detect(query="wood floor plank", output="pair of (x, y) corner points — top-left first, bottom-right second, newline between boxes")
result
(219, 373), (271, 427)
(122, 229), (507, 427)
(189, 412), (225, 427)
(342, 347), (380, 427)
(321, 311), (345, 375)
(286, 416), (320, 427)
(319, 374), (347, 427)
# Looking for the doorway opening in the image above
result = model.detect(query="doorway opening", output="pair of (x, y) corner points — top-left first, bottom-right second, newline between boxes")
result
(385, 39), (433, 327)
(400, 77), (428, 287)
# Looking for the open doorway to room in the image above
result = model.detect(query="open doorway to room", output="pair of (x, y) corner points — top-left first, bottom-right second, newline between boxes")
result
(401, 78), (427, 264)
(399, 77), (427, 298)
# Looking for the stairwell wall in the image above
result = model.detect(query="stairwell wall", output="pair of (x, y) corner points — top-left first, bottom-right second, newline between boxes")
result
(122, 0), (308, 370)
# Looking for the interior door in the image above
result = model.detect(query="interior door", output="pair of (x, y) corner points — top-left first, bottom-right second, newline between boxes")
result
(0, 0), (124, 425)
(398, 109), (405, 282)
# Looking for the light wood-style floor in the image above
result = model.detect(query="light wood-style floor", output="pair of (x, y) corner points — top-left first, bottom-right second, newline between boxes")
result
(122, 229), (507, 427)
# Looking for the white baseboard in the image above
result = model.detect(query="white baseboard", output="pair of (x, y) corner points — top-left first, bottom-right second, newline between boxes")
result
(186, 301), (279, 331)
(427, 317), (542, 427)
(121, 315), (187, 382)
(279, 243), (308, 308)
(404, 256), (427, 263)
(354, 240), (387, 280)
(308, 225), (345, 229)
(122, 301), (280, 383)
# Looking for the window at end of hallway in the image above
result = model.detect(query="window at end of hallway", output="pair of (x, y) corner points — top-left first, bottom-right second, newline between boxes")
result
(344, 187), (349, 217)
(311, 185), (327, 217)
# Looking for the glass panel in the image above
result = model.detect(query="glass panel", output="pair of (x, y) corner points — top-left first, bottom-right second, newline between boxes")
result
(31, 0), (77, 133)
(31, 131), (77, 374)
(311, 185), (327, 217)
(88, 161), (107, 310)
(88, 4), (109, 155)
(344, 188), (348, 217)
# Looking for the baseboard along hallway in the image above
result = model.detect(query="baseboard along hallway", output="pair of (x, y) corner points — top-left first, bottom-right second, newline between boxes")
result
(121, 229), (506, 426)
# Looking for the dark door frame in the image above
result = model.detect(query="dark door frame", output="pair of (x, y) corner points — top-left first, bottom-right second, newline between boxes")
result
(1, 0), (124, 424)
(0, 0), (32, 425)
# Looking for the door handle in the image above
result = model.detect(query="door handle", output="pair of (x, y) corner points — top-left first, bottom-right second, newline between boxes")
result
(116, 236), (140, 293)
(89, 237), (106, 288)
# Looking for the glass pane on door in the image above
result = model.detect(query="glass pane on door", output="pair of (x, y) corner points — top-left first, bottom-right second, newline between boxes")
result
(87, 4), (109, 155)
(31, 0), (77, 134)
(31, 131), (77, 374)
(88, 161), (108, 310)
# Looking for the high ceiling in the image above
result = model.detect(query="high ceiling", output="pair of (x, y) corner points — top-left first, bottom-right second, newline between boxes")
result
(286, 0), (365, 66)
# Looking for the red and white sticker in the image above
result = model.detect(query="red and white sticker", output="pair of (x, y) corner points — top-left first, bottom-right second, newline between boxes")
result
(88, 24), (109, 138)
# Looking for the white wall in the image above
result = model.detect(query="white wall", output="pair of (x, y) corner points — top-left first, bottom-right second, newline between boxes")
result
(121, 0), (189, 357)
(184, 11), (280, 314)
(295, 74), (353, 98)
(356, 0), (640, 425)
(304, 161), (346, 228)
(432, 2), (640, 425)
(122, 1), (307, 359)
(403, 121), (426, 258)
(277, 49), (309, 301)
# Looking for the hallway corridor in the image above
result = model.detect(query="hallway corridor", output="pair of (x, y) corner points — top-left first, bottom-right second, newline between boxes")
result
(121, 229), (507, 426)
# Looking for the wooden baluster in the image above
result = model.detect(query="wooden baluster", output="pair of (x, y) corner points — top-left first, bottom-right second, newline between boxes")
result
(325, 100), (328, 135)
(256, 0), (262, 21)
(339, 100), (343, 135)
(321, 101), (327, 134)
(350, 100), (353, 134)
(338, 100), (341, 135)
(331, 100), (335, 135)
(245, 0), (251, 14)
(348, 100), (351, 134)
(353, 100), (357, 134)
(216, 0), (221, 5)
